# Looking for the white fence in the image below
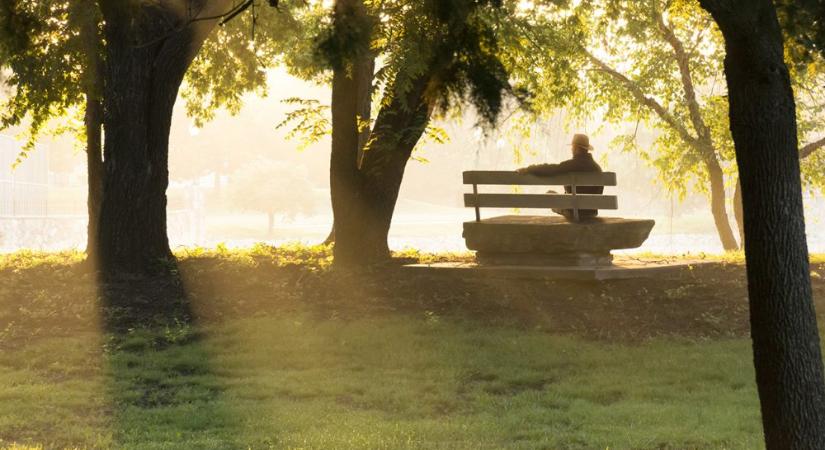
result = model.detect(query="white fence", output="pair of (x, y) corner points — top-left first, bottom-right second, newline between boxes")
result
(0, 135), (48, 217)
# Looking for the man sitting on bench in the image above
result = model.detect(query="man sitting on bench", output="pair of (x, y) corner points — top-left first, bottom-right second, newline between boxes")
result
(517, 133), (603, 221)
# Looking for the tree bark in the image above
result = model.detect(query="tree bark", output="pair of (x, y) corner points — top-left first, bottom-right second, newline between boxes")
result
(324, 52), (374, 246)
(84, 93), (103, 256)
(79, 6), (103, 258)
(700, 1), (825, 447)
(332, 69), (430, 266)
(327, 0), (386, 265)
(97, 0), (231, 273)
(329, 53), (371, 264)
(704, 155), (739, 251)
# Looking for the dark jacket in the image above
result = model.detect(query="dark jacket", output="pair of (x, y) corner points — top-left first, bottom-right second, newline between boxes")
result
(521, 152), (604, 218)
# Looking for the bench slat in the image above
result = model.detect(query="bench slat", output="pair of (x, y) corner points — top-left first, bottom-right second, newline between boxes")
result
(463, 171), (617, 186)
(464, 193), (618, 210)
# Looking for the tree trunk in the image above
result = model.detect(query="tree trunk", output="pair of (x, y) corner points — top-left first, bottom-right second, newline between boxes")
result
(329, 58), (369, 264)
(733, 177), (745, 247)
(267, 212), (275, 237)
(84, 93), (103, 256)
(324, 49), (375, 246)
(322, 227), (336, 245)
(327, 0), (380, 264)
(79, 6), (103, 258)
(97, 0), (230, 273)
(700, 1), (825, 447)
(332, 70), (431, 266)
(704, 156), (739, 251)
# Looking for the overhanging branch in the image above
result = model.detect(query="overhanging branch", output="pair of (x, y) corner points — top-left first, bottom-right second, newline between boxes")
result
(654, 7), (713, 151)
(582, 47), (700, 148)
(800, 136), (825, 159)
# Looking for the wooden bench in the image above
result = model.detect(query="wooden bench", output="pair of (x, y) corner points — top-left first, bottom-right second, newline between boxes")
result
(462, 171), (655, 266)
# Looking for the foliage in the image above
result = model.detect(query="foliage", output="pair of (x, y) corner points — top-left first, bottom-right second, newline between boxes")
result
(778, 0), (825, 63)
(275, 97), (331, 151)
(0, 0), (278, 167)
(510, 0), (825, 198)
(0, 250), (85, 271)
(178, 241), (334, 269)
(274, 95), (450, 161)
(0, 0), (95, 159)
(195, 0), (519, 153)
(375, 0), (518, 128)
(182, 0), (328, 127)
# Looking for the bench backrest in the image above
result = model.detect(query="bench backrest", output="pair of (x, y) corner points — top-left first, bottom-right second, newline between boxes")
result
(463, 170), (618, 222)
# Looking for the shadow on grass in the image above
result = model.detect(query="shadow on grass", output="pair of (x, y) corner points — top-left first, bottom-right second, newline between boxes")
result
(98, 266), (243, 449)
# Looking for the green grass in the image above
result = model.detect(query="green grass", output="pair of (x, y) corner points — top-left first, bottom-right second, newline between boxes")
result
(1, 316), (764, 449)
(6, 246), (824, 449)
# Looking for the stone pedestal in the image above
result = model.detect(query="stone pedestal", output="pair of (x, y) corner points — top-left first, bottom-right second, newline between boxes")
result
(463, 215), (655, 267)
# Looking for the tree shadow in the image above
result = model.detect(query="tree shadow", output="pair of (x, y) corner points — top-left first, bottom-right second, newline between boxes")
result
(98, 266), (243, 449)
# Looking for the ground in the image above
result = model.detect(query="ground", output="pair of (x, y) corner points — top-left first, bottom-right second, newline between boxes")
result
(2, 246), (825, 449)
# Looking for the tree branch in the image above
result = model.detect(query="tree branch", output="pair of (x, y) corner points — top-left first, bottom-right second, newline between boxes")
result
(581, 47), (700, 147)
(800, 136), (825, 159)
(653, 7), (712, 149)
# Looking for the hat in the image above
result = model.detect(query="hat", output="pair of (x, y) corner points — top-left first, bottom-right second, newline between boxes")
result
(571, 134), (594, 151)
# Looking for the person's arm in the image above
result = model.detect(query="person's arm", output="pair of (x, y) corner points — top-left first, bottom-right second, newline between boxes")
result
(517, 158), (579, 176)
(516, 163), (562, 176)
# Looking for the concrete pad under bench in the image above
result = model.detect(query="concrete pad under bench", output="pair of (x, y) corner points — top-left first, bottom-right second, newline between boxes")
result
(464, 215), (656, 266)
(402, 258), (712, 281)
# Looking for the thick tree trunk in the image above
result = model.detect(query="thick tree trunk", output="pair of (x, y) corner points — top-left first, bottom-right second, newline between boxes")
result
(332, 70), (430, 266)
(324, 50), (375, 246)
(84, 94), (103, 256)
(704, 156), (739, 251)
(700, 1), (825, 447)
(98, 30), (173, 272)
(329, 60), (370, 264)
(327, 0), (383, 265)
(97, 1), (229, 273)
(354, 79), (430, 260)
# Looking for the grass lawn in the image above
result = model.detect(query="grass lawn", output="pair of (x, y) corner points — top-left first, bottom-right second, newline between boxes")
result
(2, 246), (824, 449)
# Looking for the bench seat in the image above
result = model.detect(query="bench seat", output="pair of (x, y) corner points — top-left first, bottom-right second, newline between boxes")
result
(463, 215), (655, 266)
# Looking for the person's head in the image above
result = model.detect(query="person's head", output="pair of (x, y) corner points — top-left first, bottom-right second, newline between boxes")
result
(571, 133), (593, 156)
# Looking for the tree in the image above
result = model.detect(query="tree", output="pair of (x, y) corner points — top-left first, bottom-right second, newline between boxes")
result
(512, 0), (825, 251)
(777, 0), (825, 62)
(698, 0), (825, 446)
(0, 0), (270, 273)
(323, 0), (516, 266)
(228, 161), (320, 236)
(0, 1), (103, 253)
(95, 0), (241, 272)
(183, 0), (513, 265)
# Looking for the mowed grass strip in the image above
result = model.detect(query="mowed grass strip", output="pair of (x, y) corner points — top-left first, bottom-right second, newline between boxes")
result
(2, 315), (763, 449)
(4, 247), (818, 449)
